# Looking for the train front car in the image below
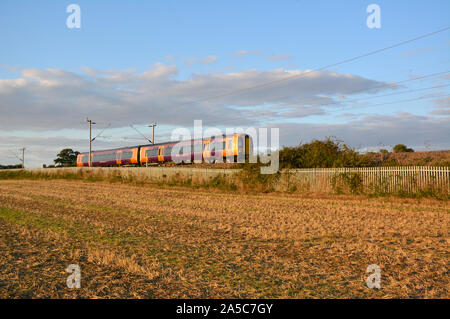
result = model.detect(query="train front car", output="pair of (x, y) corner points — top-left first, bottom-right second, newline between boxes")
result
(202, 134), (252, 163)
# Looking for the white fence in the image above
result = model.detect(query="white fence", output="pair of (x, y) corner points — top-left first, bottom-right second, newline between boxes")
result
(3, 166), (449, 194)
(285, 166), (449, 194)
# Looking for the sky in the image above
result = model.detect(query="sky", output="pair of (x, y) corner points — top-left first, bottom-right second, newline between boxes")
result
(0, 0), (449, 167)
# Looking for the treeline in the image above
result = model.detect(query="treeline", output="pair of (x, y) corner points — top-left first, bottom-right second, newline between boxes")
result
(278, 138), (449, 168)
(0, 164), (23, 170)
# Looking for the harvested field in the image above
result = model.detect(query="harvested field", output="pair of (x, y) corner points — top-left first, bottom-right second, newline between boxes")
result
(0, 179), (448, 298)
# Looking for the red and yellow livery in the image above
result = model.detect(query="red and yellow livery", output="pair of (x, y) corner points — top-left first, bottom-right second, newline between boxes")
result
(77, 134), (252, 167)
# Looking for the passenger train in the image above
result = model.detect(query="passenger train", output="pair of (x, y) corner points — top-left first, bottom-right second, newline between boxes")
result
(77, 133), (252, 167)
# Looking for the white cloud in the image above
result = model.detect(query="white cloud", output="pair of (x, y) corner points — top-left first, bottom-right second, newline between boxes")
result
(0, 65), (389, 131)
(233, 50), (262, 57)
(0, 65), (18, 73)
(400, 48), (434, 59)
(268, 55), (293, 62)
(430, 96), (450, 115)
(185, 55), (218, 66)
(200, 55), (218, 64)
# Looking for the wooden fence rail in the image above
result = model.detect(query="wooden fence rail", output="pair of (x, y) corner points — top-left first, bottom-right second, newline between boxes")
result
(285, 166), (449, 194)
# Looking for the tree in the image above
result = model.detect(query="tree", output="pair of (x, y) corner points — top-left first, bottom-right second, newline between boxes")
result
(54, 148), (79, 167)
(393, 144), (414, 153)
(279, 138), (372, 168)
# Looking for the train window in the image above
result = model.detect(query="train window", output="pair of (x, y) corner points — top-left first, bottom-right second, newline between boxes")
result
(146, 148), (158, 157)
(103, 153), (114, 161)
(122, 151), (133, 159)
(164, 146), (170, 155)
(238, 137), (244, 149)
(82, 156), (89, 163)
(94, 153), (114, 162)
(181, 144), (192, 154)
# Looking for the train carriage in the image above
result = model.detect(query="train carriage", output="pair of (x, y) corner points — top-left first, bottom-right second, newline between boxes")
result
(77, 146), (140, 167)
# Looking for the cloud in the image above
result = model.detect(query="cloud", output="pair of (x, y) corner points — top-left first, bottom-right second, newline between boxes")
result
(200, 55), (218, 64)
(0, 65), (390, 132)
(430, 96), (450, 115)
(165, 54), (175, 63)
(233, 50), (262, 57)
(400, 48), (434, 58)
(0, 65), (18, 73)
(184, 57), (196, 67)
(269, 113), (450, 151)
(81, 66), (99, 76)
(185, 55), (218, 66)
(268, 55), (293, 62)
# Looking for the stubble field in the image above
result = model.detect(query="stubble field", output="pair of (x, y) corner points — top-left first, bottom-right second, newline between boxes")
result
(0, 179), (448, 298)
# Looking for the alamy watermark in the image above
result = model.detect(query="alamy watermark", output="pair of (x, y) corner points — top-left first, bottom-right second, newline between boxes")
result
(66, 4), (81, 29)
(66, 264), (81, 288)
(366, 4), (381, 29)
(366, 264), (381, 289)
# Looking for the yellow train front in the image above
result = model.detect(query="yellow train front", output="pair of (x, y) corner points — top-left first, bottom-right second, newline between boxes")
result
(77, 133), (252, 167)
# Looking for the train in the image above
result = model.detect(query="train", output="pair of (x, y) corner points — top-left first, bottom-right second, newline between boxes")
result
(77, 133), (252, 167)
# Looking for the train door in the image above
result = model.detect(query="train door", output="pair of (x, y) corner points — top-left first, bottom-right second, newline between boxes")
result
(203, 140), (211, 162)
(236, 135), (245, 163)
(158, 146), (165, 162)
(116, 151), (122, 165)
(245, 135), (251, 160)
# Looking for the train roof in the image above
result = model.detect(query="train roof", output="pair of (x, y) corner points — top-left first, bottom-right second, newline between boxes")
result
(77, 142), (176, 155)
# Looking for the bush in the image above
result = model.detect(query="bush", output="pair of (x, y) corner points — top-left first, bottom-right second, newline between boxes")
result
(393, 144), (414, 153)
(331, 172), (364, 194)
(236, 162), (281, 193)
(279, 138), (373, 169)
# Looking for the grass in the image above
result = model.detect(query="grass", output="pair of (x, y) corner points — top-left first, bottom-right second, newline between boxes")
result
(2, 166), (448, 200)
(0, 179), (448, 298)
(1, 166), (447, 199)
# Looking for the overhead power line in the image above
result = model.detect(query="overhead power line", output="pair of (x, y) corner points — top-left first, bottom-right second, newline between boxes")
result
(6, 148), (25, 168)
(327, 93), (450, 115)
(284, 83), (450, 110)
(91, 123), (111, 142)
(80, 27), (450, 142)
(202, 72), (450, 128)
(272, 70), (450, 108)
(129, 125), (152, 144)
(165, 26), (450, 111)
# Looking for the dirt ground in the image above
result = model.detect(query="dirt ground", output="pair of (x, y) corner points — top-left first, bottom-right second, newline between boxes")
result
(0, 179), (448, 298)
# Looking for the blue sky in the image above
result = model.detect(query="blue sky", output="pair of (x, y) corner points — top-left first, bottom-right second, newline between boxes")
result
(0, 0), (449, 166)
